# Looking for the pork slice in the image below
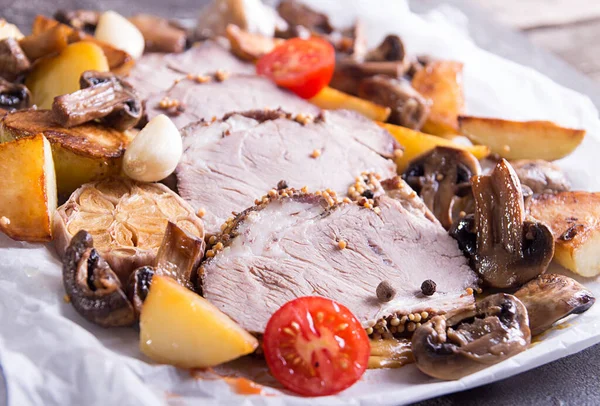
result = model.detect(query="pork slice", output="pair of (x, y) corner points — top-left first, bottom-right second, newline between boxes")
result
(175, 110), (397, 234)
(145, 75), (321, 129)
(201, 190), (478, 334)
(126, 40), (254, 101)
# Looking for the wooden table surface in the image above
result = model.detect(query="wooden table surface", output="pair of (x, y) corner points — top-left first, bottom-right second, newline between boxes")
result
(4, 1), (600, 406)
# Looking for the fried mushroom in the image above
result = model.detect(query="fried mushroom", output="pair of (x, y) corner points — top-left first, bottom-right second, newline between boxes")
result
(127, 266), (155, 317)
(412, 293), (531, 380)
(129, 14), (187, 54)
(510, 159), (570, 194)
(53, 70), (142, 130)
(450, 159), (554, 288)
(359, 75), (430, 129)
(0, 38), (30, 82)
(63, 230), (135, 328)
(515, 274), (595, 336)
(403, 146), (480, 228)
(0, 78), (30, 110)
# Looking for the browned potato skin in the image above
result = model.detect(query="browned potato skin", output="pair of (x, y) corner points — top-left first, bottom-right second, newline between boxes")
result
(412, 61), (465, 136)
(459, 116), (585, 161)
(0, 110), (132, 196)
(529, 192), (600, 277)
(0, 134), (56, 242)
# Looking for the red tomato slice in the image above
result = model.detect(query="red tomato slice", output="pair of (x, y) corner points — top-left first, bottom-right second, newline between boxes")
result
(263, 296), (370, 397)
(256, 37), (335, 99)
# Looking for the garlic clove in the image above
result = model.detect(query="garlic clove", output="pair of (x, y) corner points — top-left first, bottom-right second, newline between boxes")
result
(123, 114), (182, 183)
(95, 11), (145, 59)
(0, 19), (24, 40)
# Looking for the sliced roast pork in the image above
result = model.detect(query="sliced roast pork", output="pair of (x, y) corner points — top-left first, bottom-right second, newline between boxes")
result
(145, 75), (320, 128)
(201, 185), (479, 334)
(176, 109), (397, 234)
(126, 40), (254, 101)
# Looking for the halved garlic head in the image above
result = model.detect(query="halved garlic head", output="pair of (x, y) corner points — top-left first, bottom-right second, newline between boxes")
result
(95, 11), (145, 59)
(123, 114), (182, 182)
(53, 178), (203, 283)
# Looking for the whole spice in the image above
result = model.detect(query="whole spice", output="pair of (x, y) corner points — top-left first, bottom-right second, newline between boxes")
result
(376, 281), (396, 302)
(421, 279), (436, 296)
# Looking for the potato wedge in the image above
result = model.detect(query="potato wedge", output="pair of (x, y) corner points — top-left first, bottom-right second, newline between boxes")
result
(412, 61), (464, 136)
(380, 122), (490, 172)
(458, 116), (585, 161)
(25, 41), (109, 109)
(30, 15), (134, 75)
(1, 110), (131, 196)
(140, 275), (258, 369)
(529, 192), (600, 277)
(310, 87), (391, 122)
(0, 134), (56, 242)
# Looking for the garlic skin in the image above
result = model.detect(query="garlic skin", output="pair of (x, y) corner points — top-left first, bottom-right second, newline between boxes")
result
(123, 114), (182, 182)
(95, 11), (145, 59)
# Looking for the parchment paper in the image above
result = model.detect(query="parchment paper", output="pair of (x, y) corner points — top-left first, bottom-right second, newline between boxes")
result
(2, 1), (600, 405)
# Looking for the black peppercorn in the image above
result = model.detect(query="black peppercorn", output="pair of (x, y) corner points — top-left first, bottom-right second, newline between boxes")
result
(421, 279), (436, 296)
(376, 280), (396, 302)
(362, 189), (374, 199)
(277, 180), (288, 190)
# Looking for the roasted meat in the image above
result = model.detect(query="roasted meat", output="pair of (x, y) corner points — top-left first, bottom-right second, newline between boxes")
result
(175, 109), (397, 234)
(200, 187), (478, 334)
(145, 74), (320, 128)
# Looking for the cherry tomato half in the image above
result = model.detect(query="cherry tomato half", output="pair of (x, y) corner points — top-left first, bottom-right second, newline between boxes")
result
(256, 37), (335, 99)
(262, 296), (370, 397)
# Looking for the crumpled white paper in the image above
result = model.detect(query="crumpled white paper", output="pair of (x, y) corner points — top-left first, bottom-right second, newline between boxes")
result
(2, 1), (600, 405)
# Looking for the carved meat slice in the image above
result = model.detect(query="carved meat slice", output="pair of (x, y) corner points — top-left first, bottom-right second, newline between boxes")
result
(175, 109), (397, 234)
(200, 188), (478, 334)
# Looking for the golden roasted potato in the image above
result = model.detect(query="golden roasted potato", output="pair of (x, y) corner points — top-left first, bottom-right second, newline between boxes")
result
(30, 15), (134, 75)
(1, 110), (132, 196)
(412, 61), (465, 136)
(458, 116), (585, 161)
(310, 86), (391, 122)
(380, 122), (490, 172)
(25, 41), (109, 109)
(0, 134), (57, 242)
(140, 275), (258, 368)
(529, 192), (600, 277)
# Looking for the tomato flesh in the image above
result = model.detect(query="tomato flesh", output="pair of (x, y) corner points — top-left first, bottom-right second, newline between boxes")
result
(256, 38), (335, 99)
(263, 297), (370, 397)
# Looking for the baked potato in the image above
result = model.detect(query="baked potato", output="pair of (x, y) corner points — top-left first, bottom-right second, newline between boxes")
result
(412, 60), (465, 136)
(529, 192), (600, 277)
(0, 110), (132, 196)
(0, 134), (57, 242)
(458, 116), (585, 161)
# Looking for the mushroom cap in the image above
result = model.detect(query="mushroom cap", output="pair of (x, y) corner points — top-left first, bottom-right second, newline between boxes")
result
(515, 274), (595, 336)
(403, 146), (481, 229)
(62, 230), (135, 328)
(450, 159), (555, 288)
(412, 293), (531, 380)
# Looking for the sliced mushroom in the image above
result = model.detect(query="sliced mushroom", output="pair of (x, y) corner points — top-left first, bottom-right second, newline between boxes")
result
(511, 159), (570, 194)
(402, 147), (480, 229)
(515, 274), (595, 336)
(450, 159), (555, 288)
(127, 266), (155, 316)
(0, 78), (31, 110)
(52, 70), (142, 130)
(365, 35), (406, 63)
(0, 38), (30, 82)
(358, 75), (429, 129)
(54, 10), (100, 34)
(62, 230), (135, 328)
(412, 293), (531, 380)
(129, 14), (187, 54)
(276, 0), (333, 36)
(155, 221), (205, 290)
(406, 55), (435, 80)
(226, 24), (282, 61)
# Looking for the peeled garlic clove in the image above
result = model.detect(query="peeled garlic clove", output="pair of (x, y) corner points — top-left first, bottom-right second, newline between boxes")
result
(95, 11), (145, 59)
(123, 114), (182, 182)
(0, 19), (24, 40)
